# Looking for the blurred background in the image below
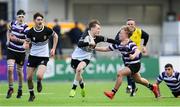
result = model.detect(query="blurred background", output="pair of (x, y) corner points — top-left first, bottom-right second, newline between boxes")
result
(0, 0), (180, 81)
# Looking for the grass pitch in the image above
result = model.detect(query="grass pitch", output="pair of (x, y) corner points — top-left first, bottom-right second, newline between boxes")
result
(0, 81), (179, 106)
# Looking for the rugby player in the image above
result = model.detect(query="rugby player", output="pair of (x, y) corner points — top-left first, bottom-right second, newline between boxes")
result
(6, 9), (28, 99)
(155, 63), (180, 98)
(115, 18), (149, 96)
(69, 19), (119, 98)
(23, 12), (58, 102)
(95, 25), (158, 99)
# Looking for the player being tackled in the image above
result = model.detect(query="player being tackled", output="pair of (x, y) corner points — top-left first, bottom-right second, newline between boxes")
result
(95, 25), (159, 99)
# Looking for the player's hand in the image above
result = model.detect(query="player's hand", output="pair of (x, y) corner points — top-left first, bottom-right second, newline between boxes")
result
(142, 46), (148, 56)
(23, 41), (30, 49)
(129, 54), (136, 60)
(50, 48), (56, 57)
(9, 35), (17, 42)
(89, 42), (96, 49)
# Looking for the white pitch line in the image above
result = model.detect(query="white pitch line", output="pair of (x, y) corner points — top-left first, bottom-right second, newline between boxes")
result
(0, 92), (54, 96)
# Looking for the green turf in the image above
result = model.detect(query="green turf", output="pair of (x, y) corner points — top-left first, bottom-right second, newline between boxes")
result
(0, 81), (179, 106)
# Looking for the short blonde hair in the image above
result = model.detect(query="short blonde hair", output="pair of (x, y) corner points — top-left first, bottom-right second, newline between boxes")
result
(119, 25), (133, 38)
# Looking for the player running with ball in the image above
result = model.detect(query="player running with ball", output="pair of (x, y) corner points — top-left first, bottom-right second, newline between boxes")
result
(95, 25), (158, 99)
(69, 19), (119, 98)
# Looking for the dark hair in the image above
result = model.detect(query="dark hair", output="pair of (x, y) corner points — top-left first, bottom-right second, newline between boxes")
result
(127, 18), (135, 22)
(165, 63), (173, 68)
(88, 19), (100, 29)
(33, 12), (44, 20)
(75, 21), (78, 26)
(17, 9), (25, 15)
(120, 25), (133, 38)
(54, 18), (58, 22)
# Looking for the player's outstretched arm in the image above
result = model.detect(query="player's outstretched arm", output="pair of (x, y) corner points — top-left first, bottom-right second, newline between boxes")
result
(95, 46), (111, 52)
(97, 36), (120, 45)
(51, 32), (58, 57)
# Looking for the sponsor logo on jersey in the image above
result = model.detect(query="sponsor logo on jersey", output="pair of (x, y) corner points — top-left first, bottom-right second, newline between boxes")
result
(44, 35), (47, 40)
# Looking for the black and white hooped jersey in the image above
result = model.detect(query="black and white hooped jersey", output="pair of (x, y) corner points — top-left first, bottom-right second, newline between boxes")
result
(8, 20), (29, 53)
(26, 26), (54, 57)
(72, 29), (119, 60)
(157, 71), (180, 92)
(109, 40), (141, 65)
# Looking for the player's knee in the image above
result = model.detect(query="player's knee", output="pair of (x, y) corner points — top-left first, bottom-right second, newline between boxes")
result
(16, 66), (22, 73)
(17, 71), (23, 77)
(134, 78), (141, 83)
(37, 75), (43, 80)
(117, 72), (122, 77)
(27, 75), (33, 81)
(8, 67), (14, 74)
(76, 68), (82, 73)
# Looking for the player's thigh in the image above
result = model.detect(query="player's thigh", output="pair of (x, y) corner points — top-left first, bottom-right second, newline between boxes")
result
(118, 67), (131, 76)
(132, 72), (142, 82)
(76, 61), (87, 73)
(16, 52), (26, 66)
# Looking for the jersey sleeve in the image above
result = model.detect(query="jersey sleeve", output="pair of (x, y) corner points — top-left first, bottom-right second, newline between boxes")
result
(25, 30), (31, 42)
(177, 72), (180, 81)
(115, 31), (120, 40)
(156, 72), (164, 84)
(24, 25), (30, 36)
(96, 36), (120, 44)
(141, 30), (149, 46)
(47, 27), (55, 37)
(129, 42), (138, 52)
(77, 36), (89, 47)
(108, 44), (118, 51)
(8, 21), (13, 32)
(96, 36), (105, 43)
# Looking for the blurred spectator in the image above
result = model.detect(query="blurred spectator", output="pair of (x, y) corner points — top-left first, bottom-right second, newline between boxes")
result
(67, 21), (82, 47)
(50, 18), (63, 59)
(0, 19), (7, 59)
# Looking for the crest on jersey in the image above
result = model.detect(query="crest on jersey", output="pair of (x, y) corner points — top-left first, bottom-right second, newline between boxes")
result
(33, 37), (36, 41)
(20, 61), (23, 65)
(41, 60), (45, 64)
(44, 35), (47, 40)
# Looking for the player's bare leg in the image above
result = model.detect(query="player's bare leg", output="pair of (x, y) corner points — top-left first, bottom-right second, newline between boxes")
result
(36, 65), (46, 93)
(104, 67), (131, 99)
(27, 67), (36, 102)
(6, 59), (15, 99)
(16, 64), (24, 98)
(69, 61), (86, 97)
(132, 73), (159, 98)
